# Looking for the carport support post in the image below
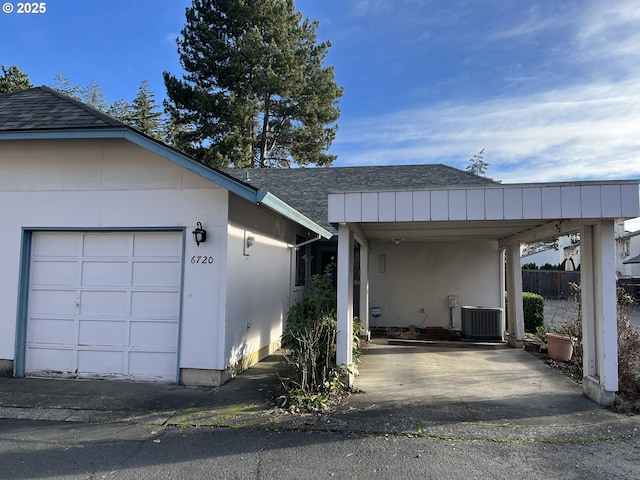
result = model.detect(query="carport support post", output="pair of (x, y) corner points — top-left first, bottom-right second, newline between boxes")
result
(505, 244), (525, 347)
(336, 224), (354, 386)
(580, 221), (618, 406)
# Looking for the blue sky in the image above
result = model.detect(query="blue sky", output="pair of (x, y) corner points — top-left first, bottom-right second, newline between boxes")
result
(1, 0), (639, 185)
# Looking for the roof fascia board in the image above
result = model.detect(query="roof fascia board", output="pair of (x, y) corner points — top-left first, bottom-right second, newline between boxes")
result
(257, 191), (332, 239)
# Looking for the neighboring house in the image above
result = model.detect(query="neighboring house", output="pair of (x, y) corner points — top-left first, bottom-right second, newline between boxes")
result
(617, 229), (640, 278)
(0, 87), (330, 386)
(2, 88), (639, 408)
(521, 234), (581, 270)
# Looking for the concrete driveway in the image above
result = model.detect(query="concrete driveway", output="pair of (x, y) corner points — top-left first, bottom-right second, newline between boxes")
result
(331, 339), (634, 440)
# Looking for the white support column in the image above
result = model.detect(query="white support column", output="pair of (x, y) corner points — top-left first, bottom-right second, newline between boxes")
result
(505, 244), (525, 347)
(359, 241), (370, 341)
(336, 224), (354, 385)
(581, 221), (618, 405)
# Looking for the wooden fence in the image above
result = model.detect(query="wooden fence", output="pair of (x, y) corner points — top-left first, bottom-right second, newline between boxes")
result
(521, 270), (580, 299)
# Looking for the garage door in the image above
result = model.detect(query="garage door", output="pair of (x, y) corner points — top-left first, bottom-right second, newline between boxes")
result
(26, 232), (182, 381)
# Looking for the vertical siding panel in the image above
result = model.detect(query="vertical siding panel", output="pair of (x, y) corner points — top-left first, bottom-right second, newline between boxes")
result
(412, 191), (430, 221)
(449, 190), (467, 220)
(431, 190), (449, 220)
(485, 189), (504, 220)
(344, 193), (362, 222)
(466, 189), (485, 220)
(561, 186), (581, 218)
(601, 185), (622, 217)
(378, 192), (396, 221)
(361, 192), (379, 221)
(621, 184), (640, 217)
(395, 191), (413, 221)
(522, 187), (542, 219)
(327, 194), (345, 222)
(541, 187), (561, 218)
(580, 185), (602, 218)
(504, 188), (523, 219)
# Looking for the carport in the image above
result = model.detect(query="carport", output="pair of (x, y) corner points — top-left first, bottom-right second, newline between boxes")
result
(329, 181), (640, 406)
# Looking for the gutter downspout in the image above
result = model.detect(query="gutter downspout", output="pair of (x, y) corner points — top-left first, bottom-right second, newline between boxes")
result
(291, 235), (322, 249)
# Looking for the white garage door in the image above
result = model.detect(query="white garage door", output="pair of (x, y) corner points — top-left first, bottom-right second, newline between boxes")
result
(26, 231), (182, 381)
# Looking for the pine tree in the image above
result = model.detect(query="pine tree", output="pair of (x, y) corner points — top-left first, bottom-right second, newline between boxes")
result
(0, 65), (33, 93)
(107, 98), (134, 123)
(164, 0), (343, 168)
(129, 80), (162, 138)
(51, 73), (81, 98)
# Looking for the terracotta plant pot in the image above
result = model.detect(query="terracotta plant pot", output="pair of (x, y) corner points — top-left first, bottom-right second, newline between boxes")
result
(546, 333), (573, 361)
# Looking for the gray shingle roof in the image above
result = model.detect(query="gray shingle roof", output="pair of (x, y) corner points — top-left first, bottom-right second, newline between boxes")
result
(0, 86), (125, 131)
(226, 165), (498, 232)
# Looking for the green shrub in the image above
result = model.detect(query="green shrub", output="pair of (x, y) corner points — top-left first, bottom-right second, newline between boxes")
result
(278, 263), (360, 413)
(522, 292), (544, 333)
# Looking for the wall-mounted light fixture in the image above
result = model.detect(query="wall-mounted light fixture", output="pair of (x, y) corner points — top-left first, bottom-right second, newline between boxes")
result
(192, 222), (207, 247)
(246, 236), (255, 249)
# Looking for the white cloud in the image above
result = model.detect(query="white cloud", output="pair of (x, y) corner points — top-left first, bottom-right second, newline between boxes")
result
(333, 1), (640, 184)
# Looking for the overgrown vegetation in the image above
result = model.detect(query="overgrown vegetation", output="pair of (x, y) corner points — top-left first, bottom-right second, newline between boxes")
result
(278, 264), (360, 413)
(541, 283), (640, 412)
(614, 287), (640, 413)
(522, 292), (544, 333)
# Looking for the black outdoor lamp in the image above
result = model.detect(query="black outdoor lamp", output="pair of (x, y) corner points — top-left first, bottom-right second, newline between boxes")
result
(192, 221), (207, 247)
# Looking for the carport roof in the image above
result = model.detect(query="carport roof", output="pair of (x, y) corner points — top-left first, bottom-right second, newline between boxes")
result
(328, 181), (640, 246)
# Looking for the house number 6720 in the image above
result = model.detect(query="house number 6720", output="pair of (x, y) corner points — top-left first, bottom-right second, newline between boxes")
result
(191, 255), (214, 264)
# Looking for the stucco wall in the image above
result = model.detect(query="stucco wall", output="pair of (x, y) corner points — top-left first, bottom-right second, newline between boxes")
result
(368, 239), (502, 330)
(0, 138), (229, 373)
(226, 194), (303, 370)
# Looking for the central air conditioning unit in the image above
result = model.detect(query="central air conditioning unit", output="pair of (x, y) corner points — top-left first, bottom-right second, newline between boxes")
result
(460, 306), (504, 342)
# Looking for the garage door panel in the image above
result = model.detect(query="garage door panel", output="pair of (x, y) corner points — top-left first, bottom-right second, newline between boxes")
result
(29, 289), (76, 316)
(31, 261), (77, 286)
(78, 350), (124, 374)
(130, 321), (178, 347)
(27, 231), (182, 382)
(131, 291), (180, 317)
(32, 233), (79, 257)
(129, 352), (175, 379)
(134, 233), (182, 257)
(132, 262), (181, 287)
(82, 261), (130, 286)
(83, 234), (130, 257)
(78, 320), (125, 346)
(80, 290), (128, 316)
(27, 318), (75, 345)
(27, 347), (74, 373)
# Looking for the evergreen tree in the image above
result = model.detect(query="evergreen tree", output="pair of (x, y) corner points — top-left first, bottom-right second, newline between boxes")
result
(164, 0), (343, 168)
(130, 80), (162, 138)
(51, 73), (81, 98)
(80, 80), (109, 111)
(107, 98), (134, 123)
(0, 65), (33, 93)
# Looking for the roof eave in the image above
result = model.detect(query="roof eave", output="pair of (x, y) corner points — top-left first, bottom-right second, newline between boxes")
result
(257, 191), (333, 239)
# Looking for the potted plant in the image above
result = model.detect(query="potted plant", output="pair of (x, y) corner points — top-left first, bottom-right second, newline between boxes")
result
(545, 331), (574, 361)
